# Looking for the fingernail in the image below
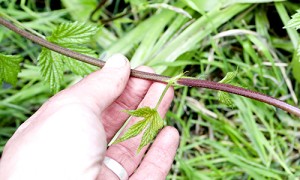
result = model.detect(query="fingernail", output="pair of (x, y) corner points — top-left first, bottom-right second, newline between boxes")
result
(105, 54), (128, 68)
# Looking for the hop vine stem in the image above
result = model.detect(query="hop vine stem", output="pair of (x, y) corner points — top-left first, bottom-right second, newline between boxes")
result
(1, 16), (300, 117)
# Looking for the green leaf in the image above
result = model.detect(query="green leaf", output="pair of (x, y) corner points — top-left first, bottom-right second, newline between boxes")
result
(48, 22), (99, 44)
(218, 91), (234, 107)
(286, 10), (300, 65)
(0, 53), (23, 85)
(285, 10), (300, 30)
(61, 45), (97, 76)
(138, 111), (164, 152)
(38, 22), (99, 93)
(125, 106), (154, 117)
(114, 107), (164, 153)
(219, 69), (238, 84)
(218, 70), (239, 107)
(114, 119), (149, 144)
(38, 48), (64, 93)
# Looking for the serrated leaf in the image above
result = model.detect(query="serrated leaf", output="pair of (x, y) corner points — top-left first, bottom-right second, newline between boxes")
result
(124, 106), (154, 117)
(61, 45), (98, 76)
(38, 48), (64, 93)
(114, 119), (149, 144)
(285, 10), (300, 30)
(49, 22), (99, 44)
(219, 70), (238, 84)
(0, 53), (22, 85)
(38, 22), (99, 93)
(218, 91), (234, 107)
(115, 106), (164, 153)
(218, 70), (239, 107)
(138, 111), (164, 152)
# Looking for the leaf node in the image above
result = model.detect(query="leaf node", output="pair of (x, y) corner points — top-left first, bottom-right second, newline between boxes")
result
(218, 69), (239, 107)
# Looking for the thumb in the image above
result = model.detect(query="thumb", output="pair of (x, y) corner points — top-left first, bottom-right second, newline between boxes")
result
(64, 54), (131, 112)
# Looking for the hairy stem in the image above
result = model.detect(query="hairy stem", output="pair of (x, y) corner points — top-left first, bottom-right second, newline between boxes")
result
(0, 16), (300, 117)
(0, 10), (45, 38)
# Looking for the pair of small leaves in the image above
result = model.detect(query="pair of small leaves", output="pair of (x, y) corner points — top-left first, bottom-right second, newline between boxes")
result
(218, 70), (238, 107)
(114, 107), (164, 153)
(0, 53), (23, 85)
(38, 22), (99, 93)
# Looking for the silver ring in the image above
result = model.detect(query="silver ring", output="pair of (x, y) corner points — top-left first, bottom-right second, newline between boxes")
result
(103, 156), (128, 180)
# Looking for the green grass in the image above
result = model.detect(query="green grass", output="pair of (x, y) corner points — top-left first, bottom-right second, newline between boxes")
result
(1, 0), (300, 179)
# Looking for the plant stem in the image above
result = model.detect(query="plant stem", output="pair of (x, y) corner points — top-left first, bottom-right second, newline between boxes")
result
(177, 78), (300, 117)
(1, 16), (300, 117)
(0, 10), (45, 39)
(155, 74), (184, 110)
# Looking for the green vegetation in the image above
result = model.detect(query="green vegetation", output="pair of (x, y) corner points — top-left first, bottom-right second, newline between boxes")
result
(1, 0), (300, 179)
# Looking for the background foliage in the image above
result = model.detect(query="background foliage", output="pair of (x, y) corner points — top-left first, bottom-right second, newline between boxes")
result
(1, 0), (300, 179)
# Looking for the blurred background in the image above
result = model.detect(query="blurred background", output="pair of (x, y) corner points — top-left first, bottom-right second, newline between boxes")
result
(0, 0), (300, 179)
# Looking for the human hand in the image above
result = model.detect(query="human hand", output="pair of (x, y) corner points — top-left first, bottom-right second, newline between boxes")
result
(0, 54), (179, 180)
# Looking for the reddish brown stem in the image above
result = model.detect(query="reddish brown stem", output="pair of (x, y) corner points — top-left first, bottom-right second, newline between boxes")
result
(177, 78), (300, 117)
(0, 17), (300, 117)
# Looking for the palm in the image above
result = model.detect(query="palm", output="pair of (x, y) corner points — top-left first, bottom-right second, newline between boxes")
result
(0, 60), (179, 180)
